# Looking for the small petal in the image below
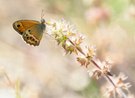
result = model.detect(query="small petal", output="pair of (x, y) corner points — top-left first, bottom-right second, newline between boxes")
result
(86, 46), (96, 60)
(77, 57), (90, 67)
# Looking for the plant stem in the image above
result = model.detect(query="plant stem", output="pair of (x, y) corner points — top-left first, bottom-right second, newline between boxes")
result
(67, 38), (116, 87)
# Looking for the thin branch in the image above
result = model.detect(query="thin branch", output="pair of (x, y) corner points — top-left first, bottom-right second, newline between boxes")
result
(68, 38), (116, 87)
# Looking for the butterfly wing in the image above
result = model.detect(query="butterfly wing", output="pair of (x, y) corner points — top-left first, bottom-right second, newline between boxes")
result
(13, 20), (45, 46)
(13, 20), (40, 35)
(22, 24), (45, 46)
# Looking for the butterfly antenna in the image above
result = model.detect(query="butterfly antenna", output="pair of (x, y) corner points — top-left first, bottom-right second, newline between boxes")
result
(41, 9), (45, 20)
(41, 9), (46, 24)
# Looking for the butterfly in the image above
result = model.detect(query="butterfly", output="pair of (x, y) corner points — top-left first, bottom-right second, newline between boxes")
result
(13, 18), (46, 46)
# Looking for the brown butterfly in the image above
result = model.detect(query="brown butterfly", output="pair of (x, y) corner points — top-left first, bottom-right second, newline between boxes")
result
(13, 19), (46, 46)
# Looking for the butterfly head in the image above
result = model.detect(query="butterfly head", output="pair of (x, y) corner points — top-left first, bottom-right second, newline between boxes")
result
(41, 18), (45, 24)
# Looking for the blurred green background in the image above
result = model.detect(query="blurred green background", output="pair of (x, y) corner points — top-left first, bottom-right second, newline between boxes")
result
(0, 0), (134, 98)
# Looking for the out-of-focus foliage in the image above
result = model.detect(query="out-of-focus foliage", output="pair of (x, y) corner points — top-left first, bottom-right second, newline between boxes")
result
(0, 0), (135, 98)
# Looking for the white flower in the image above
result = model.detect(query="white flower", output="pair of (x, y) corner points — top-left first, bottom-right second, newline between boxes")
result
(103, 73), (131, 98)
